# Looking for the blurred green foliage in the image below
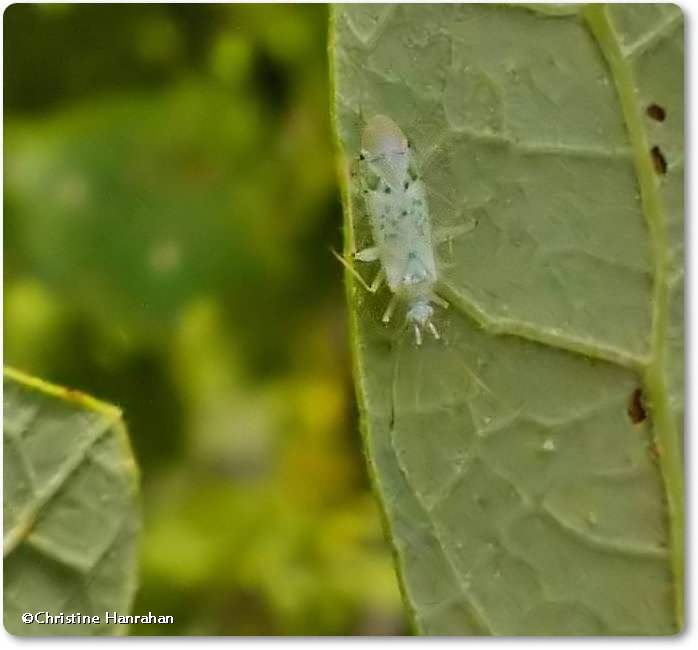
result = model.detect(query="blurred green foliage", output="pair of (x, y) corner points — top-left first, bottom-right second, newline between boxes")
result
(4, 4), (405, 635)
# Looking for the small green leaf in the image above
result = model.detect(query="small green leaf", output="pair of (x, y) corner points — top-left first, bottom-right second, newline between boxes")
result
(331, 3), (683, 635)
(3, 367), (140, 636)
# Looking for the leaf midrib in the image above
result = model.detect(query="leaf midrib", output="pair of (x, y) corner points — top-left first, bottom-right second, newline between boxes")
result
(582, 3), (683, 630)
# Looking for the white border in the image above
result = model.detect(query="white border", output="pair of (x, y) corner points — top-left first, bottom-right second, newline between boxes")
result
(0, 1), (691, 647)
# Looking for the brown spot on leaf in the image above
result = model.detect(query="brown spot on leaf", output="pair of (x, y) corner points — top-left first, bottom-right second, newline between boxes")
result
(646, 103), (666, 122)
(650, 146), (667, 175)
(628, 388), (647, 423)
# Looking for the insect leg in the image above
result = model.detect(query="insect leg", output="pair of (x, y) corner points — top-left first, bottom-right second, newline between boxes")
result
(354, 246), (380, 262)
(331, 248), (385, 294)
(382, 295), (398, 323)
(331, 248), (375, 293)
(369, 268), (385, 293)
(430, 293), (449, 309)
(433, 223), (477, 245)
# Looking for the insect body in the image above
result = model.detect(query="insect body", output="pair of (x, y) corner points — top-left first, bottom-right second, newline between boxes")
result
(347, 114), (446, 345)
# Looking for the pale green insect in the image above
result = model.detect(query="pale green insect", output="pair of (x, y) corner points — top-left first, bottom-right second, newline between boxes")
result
(339, 115), (449, 345)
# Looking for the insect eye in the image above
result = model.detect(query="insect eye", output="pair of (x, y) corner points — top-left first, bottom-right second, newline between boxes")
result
(359, 153), (365, 161)
(404, 181), (410, 190)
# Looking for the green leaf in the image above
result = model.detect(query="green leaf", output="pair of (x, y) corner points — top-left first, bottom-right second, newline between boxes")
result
(331, 3), (683, 635)
(3, 367), (140, 635)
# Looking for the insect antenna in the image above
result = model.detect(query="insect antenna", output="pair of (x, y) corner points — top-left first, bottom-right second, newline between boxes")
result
(413, 324), (423, 347)
(427, 321), (440, 340)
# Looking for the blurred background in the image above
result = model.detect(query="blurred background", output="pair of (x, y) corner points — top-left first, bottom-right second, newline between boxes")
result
(4, 4), (406, 635)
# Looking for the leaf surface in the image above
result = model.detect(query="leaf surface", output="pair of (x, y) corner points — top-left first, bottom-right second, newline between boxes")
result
(331, 3), (683, 634)
(4, 368), (140, 635)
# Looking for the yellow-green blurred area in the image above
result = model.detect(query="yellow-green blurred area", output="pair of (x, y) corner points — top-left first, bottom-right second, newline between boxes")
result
(4, 4), (406, 635)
